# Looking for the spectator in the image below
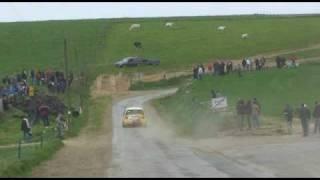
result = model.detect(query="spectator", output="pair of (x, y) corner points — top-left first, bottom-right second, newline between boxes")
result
(220, 61), (226, 75)
(38, 104), (50, 128)
(213, 62), (219, 76)
(30, 69), (35, 85)
(226, 61), (233, 74)
(260, 57), (266, 70)
(207, 63), (213, 74)
(36, 70), (41, 85)
(253, 98), (261, 110)
(237, 64), (242, 77)
(276, 56), (281, 68)
(200, 64), (205, 75)
(28, 85), (35, 97)
(68, 72), (74, 86)
(283, 104), (294, 134)
(313, 101), (320, 134)
(298, 103), (311, 137)
(236, 99), (246, 131)
(254, 58), (260, 71)
(0, 96), (3, 113)
(2, 95), (9, 111)
(244, 100), (253, 130)
(251, 101), (261, 128)
(21, 116), (32, 142)
(198, 65), (204, 80)
(27, 99), (38, 126)
(242, 59), (247, 70)
(55, 113), (66, 139)
(246, 58), (251, 71)
(193, 65), (198, 80)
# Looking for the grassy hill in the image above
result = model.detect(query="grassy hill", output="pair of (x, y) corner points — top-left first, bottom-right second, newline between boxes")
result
(0, 19), (108, 78)
(2, 15), (320, 77)
(104, 15), (320, 72)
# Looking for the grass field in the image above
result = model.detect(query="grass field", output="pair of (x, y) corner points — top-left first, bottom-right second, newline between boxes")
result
(0, 108), (54, 145)
(279, 47), (320, 59)
(1, 15), (320, 76)
(104, 15), (320, 73)
(0, 139), (63, 177)
(153, 62), (320, 136)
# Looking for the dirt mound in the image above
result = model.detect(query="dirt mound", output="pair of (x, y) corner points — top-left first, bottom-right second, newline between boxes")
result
(91, 71), (192, 98)
(91, 73), (130, 98)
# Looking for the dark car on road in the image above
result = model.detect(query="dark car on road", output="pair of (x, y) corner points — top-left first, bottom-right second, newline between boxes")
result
(114, 57), (142, 68)
(141, 59), (160, 65)
(114, 57), (160, 68)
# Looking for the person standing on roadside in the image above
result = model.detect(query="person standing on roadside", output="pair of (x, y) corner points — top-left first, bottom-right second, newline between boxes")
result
(236, 98), (245, 131)
(193, 65), (198, 80)
(251, 101), (261, 129)
(21, 116), (32, 142)
(39, 103), (50, 128)
(298, 103), (311, 137)
(198, 65), (204, 80)
(283, 104), (294, 134)
(55, 112), (66, 139)
(313, 101), (320, 134)
(245, 100), (252, 130)
(242, 58), (247, 70)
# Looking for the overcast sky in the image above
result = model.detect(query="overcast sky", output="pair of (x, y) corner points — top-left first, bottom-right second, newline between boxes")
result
(1, 2), (320, 22)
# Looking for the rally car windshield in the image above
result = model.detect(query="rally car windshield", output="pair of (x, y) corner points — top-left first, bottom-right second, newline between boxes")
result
(125, 110), (144, 115)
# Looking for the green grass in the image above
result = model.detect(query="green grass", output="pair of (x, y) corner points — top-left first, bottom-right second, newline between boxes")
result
(0, 138), (63, 177)
(0, 108), (56, 145)
(85, 96), (112, 134)
(0, 19), (109, 78)
(153, 62), (320, 136)
(279, 47), (320, 59)
(1, 15), (320, 77)
(104, 15), (320, 73)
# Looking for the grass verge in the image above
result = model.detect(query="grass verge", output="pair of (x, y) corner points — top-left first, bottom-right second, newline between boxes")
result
(153, 62), (320, 137)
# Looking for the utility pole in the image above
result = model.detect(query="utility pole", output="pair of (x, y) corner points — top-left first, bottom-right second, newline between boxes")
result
(74, 48), (83, 114)
(64, 38), (72, 126)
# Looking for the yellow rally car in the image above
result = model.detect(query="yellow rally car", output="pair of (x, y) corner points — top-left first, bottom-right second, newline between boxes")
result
(122, 107), (147, 128)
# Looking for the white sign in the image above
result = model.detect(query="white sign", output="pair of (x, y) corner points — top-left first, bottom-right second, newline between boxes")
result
(211, 96), (228, 110)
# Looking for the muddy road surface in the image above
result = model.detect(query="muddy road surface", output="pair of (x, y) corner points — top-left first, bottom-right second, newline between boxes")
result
(107, 89), (320, 178)
(107, 88), (227, 177)
(107, 89), (275, 178)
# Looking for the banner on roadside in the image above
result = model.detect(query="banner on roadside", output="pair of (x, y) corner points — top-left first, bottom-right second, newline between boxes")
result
(211, 96), (228, 110)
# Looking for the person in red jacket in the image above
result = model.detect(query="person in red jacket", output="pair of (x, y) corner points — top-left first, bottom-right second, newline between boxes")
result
(38, 104), (50, 128)
(207, 63), (213, 74)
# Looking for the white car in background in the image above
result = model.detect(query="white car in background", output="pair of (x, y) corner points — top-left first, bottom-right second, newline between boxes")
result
(122, 107), (147, 128)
